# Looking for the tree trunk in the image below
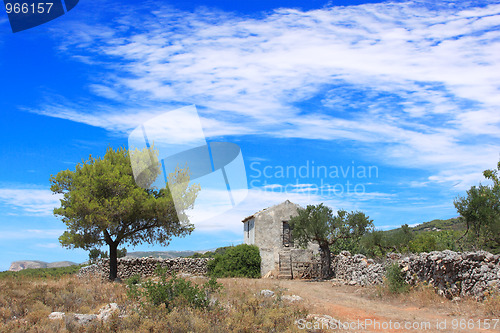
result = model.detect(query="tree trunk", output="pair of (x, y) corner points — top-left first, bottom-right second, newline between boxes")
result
(108, 242), (119, 281)
(320, 244), (332, 279)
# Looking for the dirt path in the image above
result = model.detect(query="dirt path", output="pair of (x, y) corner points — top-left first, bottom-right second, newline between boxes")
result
(228, 279), (500, 333)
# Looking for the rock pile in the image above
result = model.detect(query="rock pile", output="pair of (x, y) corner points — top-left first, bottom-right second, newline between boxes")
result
(78, 257), (212, 280)
(331, 251), (386, 286)
(400, 250), (500, 299)
(48, 303), (120, 326)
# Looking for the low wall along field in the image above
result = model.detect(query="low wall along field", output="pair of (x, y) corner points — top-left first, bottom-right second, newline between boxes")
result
(78, 257), (212, 280)
(77, 250), (500, 300)
(331, 250), (500, 299)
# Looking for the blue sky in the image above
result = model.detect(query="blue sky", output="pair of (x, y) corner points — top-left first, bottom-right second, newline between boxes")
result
(0, 0), (499, 271)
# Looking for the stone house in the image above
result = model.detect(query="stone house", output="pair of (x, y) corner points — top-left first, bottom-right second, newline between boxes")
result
(242, 200), (319, 278)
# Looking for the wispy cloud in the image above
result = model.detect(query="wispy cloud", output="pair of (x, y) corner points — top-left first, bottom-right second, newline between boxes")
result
(0, 189), (62, 216)
(0, 229), (64, 240)
(188, 185), (400, 233)
(32, 0), (500, 190)
(35, 243), (61, 249)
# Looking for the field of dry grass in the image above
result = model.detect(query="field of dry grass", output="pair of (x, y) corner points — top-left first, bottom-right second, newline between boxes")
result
(0, 274), (308, 332)
(0, 273), (499, 333)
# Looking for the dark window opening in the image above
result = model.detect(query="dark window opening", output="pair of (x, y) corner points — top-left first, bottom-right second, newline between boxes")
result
(283, 221), (293, 247)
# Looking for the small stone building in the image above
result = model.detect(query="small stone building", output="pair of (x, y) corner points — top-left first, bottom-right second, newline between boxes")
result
(242, 200), (319, 278)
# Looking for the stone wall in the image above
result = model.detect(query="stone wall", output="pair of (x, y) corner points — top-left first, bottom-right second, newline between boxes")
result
(400, 250), (500, 299)
(330, 250), (500, 299)
(331, 251), (386, 286)
(78, 257), (212, 280)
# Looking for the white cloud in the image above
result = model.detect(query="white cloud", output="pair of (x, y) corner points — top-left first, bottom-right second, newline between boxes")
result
(187, 184), (398, 233)
(0, 189), (62, 216)
(33, 0), (500, 190)
(35, 243), (61, 249)
(0, 229), (64, 240)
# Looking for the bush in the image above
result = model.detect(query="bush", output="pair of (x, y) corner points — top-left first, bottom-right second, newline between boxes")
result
(384, 263), (409, 294)
(207, 244), (261, 278)
(187, 246), (232, 258)
(89, 247), (127, 264)
(131, 266), (223, 312)
(126, 274), (141, 285)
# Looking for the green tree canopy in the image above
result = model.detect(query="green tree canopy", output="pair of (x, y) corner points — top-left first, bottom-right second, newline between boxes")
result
(361, 230), (389, 257)
(50, 146), (200, 280)
(290, 204), (373, 279)
(454, 160), (500, 253)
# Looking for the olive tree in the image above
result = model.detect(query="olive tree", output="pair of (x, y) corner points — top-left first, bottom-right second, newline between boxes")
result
(454, 160), (500, 252)
(289, 204), (373, 279)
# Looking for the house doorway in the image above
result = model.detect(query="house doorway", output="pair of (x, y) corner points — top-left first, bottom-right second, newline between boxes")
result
(283, 221), (293, 247)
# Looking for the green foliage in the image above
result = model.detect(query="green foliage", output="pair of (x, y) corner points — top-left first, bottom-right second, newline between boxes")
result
(360, 230), (390, 257)
(0, 265), (83, 279)
(388, 224), (415, 253)
(454, 160), (500, 254)
(407, 230), (463, 253)
(89, 248), (105, 263)
(89, 247), (126, 263)
(408, 233), (438, 253)
(207, 244), (261, 278)
(289, 204), (373, 278)
(130, 267), (223, 311)
(118, 247), (128, 258)
(188, 246), (232, 258)
(411, 218), (465, 232)
(384, 263), (409, 294)
(125, 274), (143, 300)
(126, 273), (142, 285)
(50, 146), (199, 279)
(329, 210), (374, 255)
(360, 221), (475, 258)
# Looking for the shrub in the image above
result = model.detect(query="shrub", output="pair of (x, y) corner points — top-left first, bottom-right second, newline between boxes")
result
(134, 267), (222, 311)
(125, 274), (142, 300)
(125, 274), (141, 286)
(384, 263), (409, 294)
(187, 246), (232, 258)
(207, 244), (261, 278)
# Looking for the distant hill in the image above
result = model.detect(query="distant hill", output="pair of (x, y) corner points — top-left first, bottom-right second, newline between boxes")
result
(9, 260), (77, 272)
(383, 217), (465, 236)
(125, 250), (213, 259)
(410, 217), (465, 232)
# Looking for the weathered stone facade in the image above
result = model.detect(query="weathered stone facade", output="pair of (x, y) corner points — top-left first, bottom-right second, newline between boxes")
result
(242, 200), (319, 278)
(78, 257), (211, 280)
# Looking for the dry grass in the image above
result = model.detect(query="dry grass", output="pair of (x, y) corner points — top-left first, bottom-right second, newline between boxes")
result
(0, 275), (127, 333)
(2, 272), (498, 332)
(0, 274), (308, 332)
(371, 281), (500, 319)
(405, 283), (447, 308)
(483, 289), (500, 317)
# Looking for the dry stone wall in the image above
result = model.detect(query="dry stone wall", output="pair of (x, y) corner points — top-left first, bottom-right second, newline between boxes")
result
(331, 251), (386, 286)
(331, 250), (500, 299)
(78, 257), (212, 280)
(400, 250), (500, 299)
